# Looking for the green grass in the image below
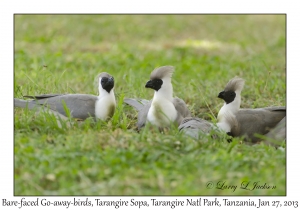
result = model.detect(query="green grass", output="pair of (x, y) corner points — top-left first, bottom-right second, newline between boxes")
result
(14, 14), (286, 195)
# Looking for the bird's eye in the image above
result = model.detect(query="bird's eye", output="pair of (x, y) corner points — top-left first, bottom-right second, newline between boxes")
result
(101, 78), (108, 84)
(230, 92), (235, 96)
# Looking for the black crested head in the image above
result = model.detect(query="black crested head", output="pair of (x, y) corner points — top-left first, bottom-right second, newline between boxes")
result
(101, 76), (114, 93)
(218, 90), (236, 104)
(145, 78), (163, 91)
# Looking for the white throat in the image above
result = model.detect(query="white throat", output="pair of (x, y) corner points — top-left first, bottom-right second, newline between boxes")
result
(217, 91), (241, 132)
(95, 83), (116, 120)
(218, 91), (241, 119)
(154, 78), (173, 101)
(147, 78), (177, 127)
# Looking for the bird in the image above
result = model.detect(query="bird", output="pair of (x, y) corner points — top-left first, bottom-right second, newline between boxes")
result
(124, 66), (191, 130)
(217, 77), (286, 143)
(14, 72), (116, 121)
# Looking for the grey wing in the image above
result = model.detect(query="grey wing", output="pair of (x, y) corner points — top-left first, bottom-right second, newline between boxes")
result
(179, 117), (213, 132)
(179, 117), (213, 139)
(257, 106), (286, 112)
(236, 107), (286, 142)
(32, 94), (97, 119)
(173, 97), (191, 124)
(123, 98), (152, 130)
(137, 101), (152, 130)
(124, 98), (149, 111)
(264, 116), (286, 145)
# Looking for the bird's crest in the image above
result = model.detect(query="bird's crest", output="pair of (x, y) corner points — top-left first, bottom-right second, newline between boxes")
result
(150, 66), (174, 80)
(224, 77), (245, 92)
(97, 72), (112, 81)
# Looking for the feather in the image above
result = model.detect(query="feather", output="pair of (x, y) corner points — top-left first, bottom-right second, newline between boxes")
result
(150, 66), (174, 80)
(224, 77), (245, 92)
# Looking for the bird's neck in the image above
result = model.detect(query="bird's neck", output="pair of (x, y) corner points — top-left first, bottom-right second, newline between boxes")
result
(153, 79), (173, 102)
(96, 88), (116, 120)
(148, 79), (177, 127)
(217, 91), (241, 133)
(218, 91), (241, 120)
(98, 87), (114, 99)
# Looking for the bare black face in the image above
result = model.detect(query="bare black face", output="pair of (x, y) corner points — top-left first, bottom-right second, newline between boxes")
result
(101, 77), (114, 93)
(145, 79), (163, 91)
(218, 90), (236, 104)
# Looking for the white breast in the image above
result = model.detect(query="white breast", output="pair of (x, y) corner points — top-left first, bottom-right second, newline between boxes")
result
(147, 99), (177, 127)
(216, 121), (231, 133)
(95, 92), (116, 120)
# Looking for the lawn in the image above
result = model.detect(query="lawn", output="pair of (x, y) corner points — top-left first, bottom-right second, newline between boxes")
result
(14, 14), (286, 195)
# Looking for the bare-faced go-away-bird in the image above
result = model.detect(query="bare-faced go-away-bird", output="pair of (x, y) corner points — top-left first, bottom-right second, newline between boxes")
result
(14, 72), (116, 121)
(124, 66), (191, 130)
(217, 77), (286, 144)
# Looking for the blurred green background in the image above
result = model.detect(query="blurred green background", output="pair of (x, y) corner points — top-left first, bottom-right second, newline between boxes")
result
(14, 15), (286, 195)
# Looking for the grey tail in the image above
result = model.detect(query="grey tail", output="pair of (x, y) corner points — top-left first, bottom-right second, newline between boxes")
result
(23, 94), (62, 99)
(14, 98), (38, 109)
(124, 98), (149, 111)
(14, 98), (72, 128)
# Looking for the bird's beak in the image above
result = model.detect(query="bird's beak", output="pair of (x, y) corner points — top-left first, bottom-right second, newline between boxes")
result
(145, 80), (154, 89)
(218, 91), (225, 99)
(108, 77), (114, 86)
